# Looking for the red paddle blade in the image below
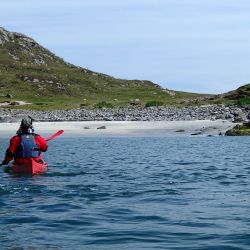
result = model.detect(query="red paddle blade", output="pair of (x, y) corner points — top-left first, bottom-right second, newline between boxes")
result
(46, 130), (64, 142)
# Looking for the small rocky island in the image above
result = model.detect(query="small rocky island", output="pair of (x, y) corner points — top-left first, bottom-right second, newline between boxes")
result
(225, 122), (250, 136)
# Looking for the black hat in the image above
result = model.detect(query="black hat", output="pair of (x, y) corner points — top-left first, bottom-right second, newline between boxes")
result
(20, 117), (33, 129)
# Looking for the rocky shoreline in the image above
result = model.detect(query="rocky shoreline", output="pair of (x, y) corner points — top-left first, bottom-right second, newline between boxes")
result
(0, 105), (249, 123)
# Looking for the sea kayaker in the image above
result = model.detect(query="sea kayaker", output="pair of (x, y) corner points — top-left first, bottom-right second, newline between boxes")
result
(0, 117), (48, 166)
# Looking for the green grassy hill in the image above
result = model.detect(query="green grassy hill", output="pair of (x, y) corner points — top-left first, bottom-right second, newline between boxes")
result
(0, 27), (229, 109)
(0, 27), (210, 109)
(220, 83), (250, 106)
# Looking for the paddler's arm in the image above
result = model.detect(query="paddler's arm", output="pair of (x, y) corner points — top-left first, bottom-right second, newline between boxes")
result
(1, 136), (20, 165)
(34, 135), (48, 152)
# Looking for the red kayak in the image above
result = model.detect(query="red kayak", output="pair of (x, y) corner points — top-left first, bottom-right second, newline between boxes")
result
(8, 158), (48, 175)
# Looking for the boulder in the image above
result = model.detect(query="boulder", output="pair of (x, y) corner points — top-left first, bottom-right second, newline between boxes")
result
(97, 126), (106, 129)
(175, 129), (185, 132)
(6, 94), (13, 98)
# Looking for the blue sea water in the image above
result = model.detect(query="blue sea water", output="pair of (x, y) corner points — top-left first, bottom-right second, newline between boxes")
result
(0, 136), (249, 250)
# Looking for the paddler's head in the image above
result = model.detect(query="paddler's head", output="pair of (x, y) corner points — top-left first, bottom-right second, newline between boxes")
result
(18, 116), (34, 134)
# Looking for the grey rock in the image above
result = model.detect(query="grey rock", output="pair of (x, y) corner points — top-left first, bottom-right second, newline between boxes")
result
(6, 94), (13, 98)
(191, 132), (202, 135)
(97, 126), (106, 129)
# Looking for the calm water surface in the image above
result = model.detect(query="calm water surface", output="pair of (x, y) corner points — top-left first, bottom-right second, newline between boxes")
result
(0, 136), (249, 249)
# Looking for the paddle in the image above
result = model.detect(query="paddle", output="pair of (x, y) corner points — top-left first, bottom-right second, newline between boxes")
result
(45, 130), (64, 142)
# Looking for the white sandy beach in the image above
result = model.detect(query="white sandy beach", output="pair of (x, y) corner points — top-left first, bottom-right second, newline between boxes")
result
(0, 120), (236, 137)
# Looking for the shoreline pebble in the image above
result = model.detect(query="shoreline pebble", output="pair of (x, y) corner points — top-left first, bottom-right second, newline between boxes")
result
(0, 105), (249, 123)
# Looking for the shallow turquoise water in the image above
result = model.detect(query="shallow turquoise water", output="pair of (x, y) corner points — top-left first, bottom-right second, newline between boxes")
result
(0, 136), (249, 249)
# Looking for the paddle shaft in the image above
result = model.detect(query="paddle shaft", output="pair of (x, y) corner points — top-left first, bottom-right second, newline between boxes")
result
(45, 130), (64, 142)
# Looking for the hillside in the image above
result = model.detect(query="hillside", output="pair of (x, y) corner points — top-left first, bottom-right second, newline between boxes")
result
(220, 83), (250, 106)
(0, 27), (209, 109)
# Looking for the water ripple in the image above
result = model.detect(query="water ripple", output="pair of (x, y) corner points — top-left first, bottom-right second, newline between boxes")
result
(0, 136), (249, 249)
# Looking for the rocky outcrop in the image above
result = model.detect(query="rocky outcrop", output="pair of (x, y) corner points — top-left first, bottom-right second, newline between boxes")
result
(225, 122), (250, 136)
(0, 27), (63, 66)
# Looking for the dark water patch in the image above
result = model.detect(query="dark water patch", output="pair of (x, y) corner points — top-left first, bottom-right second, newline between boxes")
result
(86, 229), (175, 245)
(173, 161), (210, 166)
(48, 218), (96, 227)
(46, 171), (89, 177)
(3, 216), (42, 224)
(37, 203), (82, 212)
(203, 165), (218, 171)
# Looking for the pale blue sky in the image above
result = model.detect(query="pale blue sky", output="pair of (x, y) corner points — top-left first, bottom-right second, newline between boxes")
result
(1, 0), (250, 93)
